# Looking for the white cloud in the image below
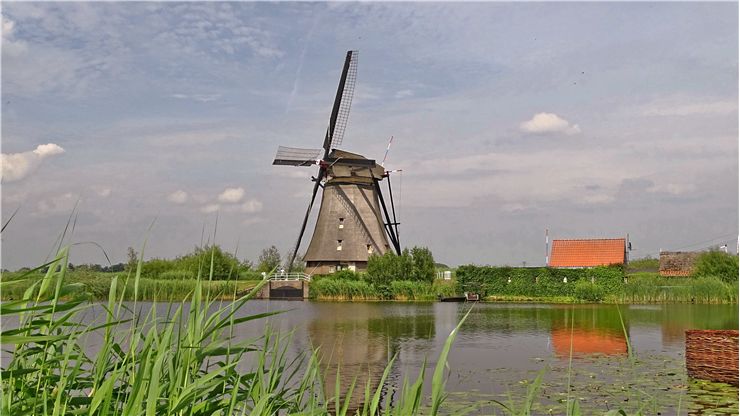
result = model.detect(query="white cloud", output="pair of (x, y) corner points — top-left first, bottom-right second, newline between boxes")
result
(520, 113), (581, 135)
(1, 143), (65, 182)
(170, 93), (222, 103)
(167, 190), (188, 204)
(648, 183), (697, 195)
(201, 203), (220, 213)
(93, 186), (112, 198)
(239, 199), (263, 213)
(217, 187), (245, 203)
(35, 192), (77, 215)
(33, 143), (65, 157)
(3, 17), (15, 38)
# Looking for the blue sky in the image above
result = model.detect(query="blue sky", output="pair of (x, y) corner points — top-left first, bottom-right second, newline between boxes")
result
(2, 2), (738, 270)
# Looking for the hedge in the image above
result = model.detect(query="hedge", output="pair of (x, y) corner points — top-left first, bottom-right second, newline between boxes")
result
(455, 265), (624, 300)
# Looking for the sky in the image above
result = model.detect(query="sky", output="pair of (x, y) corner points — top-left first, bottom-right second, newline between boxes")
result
(1, 2), (738, 270)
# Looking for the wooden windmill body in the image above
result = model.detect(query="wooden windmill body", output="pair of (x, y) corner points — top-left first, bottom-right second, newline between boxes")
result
(273, 51), (401, 274)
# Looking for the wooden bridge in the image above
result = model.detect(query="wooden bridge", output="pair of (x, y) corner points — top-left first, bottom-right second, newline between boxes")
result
(256, 272), (311, 300)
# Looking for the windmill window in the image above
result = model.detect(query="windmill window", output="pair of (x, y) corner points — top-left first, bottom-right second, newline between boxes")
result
(338, 218), (344, 229)
(337, 240), (343, 251)
(367, 245), (373, 254)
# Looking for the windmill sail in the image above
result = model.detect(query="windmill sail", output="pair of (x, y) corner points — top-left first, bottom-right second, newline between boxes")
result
(272, 146), (322, 166)
(324, 50), (358, 153)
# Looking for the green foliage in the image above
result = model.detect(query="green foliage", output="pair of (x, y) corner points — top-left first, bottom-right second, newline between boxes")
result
(257, 245), (282, 272)
(137, 245), (246, 280)
(573, 280), (605, 302)
(330, 269), (361, 280)
(238, 270), (265, 280)
(366, 247), (435, 285)
(410, 246), (436, 283)
(389, 280), (456, 301)
(626, 256), (659, 273)
(140, 258), (175, 279)
(693, 250), (739, 282)
(456, 265), (624, 300)
(158, 270), (196, 280)
(309, 277), (379, 300)
(616, 273), (738, 304)
(175, 245), (244, 279)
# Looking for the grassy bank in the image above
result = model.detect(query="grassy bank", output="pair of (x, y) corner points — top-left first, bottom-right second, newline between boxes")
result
(613, 273), (739, 304)
(310, 277), (456, 301)
(1, 269), (258, 301)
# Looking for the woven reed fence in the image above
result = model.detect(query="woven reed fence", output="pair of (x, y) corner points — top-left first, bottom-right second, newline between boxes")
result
(685, 329), (738, 386)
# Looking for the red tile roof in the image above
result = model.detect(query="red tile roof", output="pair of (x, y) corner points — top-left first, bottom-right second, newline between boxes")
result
(549, 238), (625, 268)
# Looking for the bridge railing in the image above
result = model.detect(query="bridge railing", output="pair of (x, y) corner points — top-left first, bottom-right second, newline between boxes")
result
(265, 272), (312, 282)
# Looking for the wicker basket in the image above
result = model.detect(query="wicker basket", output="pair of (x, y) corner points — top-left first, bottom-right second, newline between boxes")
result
(685, 329), (738, 386)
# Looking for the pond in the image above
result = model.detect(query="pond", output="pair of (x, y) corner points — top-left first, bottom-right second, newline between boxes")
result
(7, 301), (737, 414)
(230, 301), (738, 414)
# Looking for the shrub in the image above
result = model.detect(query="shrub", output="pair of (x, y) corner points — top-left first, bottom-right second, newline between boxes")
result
(174, 245), (245, 279)
(456, 265), (623, 300)
(693, 250), (739, 283)
(140, 258), (176, 278)
(626, 256), (659, 273)
(366, 247), (435, 285)
(333, 269), (360, 280)
(574, 280), (605, 302)
(411, 246), (436, 283)
(309, 278), (378, 300)
(238, 270), (265, 280)
(159, 270), (195, 280)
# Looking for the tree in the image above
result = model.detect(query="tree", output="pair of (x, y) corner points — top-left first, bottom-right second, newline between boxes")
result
(287, 251), (306, 272)
(126, 247), (138, 272)
(366, 249), (415, 285)
(693, 250), (739, 283)
(174, 245), (243, 279)
(410, 246), (436, 283)
(257, 246), (281, 273)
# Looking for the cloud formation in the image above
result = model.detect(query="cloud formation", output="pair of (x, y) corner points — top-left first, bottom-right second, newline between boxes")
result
(217, 187), (245, 203)
(240, 199), (263, 213)
(167, 190), (188, 204)
(1, 143), (65, 182)
(520, 113), (581, 135)
(201, 203), (220, 213)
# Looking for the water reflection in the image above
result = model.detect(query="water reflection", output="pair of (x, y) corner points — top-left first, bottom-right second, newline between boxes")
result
(548, 306), (628, 357)
(306, 303), (436, 410)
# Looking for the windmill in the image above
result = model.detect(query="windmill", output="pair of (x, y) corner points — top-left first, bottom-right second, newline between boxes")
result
(273, 50), (401, 275)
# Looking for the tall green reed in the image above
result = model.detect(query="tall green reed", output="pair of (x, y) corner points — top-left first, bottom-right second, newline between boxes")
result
(0, 245), (472, 415)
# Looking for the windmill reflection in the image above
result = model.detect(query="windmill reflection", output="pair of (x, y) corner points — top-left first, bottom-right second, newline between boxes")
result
(307, 304), (435, 411)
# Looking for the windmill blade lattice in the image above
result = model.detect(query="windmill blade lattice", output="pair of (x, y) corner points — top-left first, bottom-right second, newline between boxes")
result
(329, 51), (358, 150)
(272, 146), (323, 166)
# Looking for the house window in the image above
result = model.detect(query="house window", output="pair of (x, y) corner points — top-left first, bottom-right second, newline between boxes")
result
(338, 218), (344, 229)
(337, 240), (343, 251)
(367, 244), (373, 254)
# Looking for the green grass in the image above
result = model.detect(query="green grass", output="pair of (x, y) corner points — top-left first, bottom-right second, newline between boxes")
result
(612, 273), (738, 304)
(1, 270), (258, 301)
(309, 278), (457, 301)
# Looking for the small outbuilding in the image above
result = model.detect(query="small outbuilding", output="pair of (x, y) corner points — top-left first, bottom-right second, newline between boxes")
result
(659, 251), (699, 277)
(548, 238), (627, 268)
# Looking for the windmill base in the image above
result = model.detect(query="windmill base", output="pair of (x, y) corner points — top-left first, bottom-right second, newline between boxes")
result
(306, 261), (368, 276)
